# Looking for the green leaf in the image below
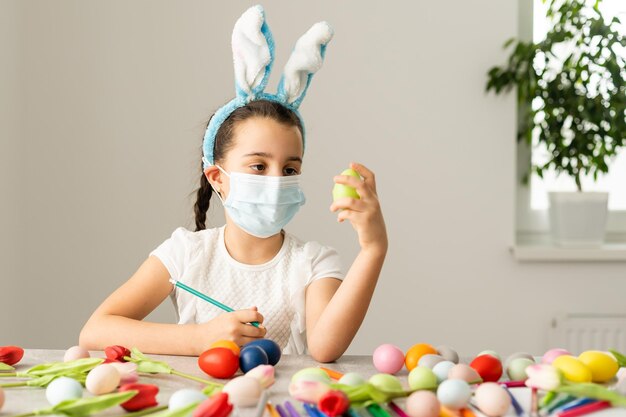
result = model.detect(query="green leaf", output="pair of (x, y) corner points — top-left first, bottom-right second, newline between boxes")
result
(49, 390), (138, 416)
(609, 349), (626, 367)
(556, 383), (626, 407)
(145, 402), (199, 417)
(24, 358), (104, 377)
(127, 348), (173, 374)
(0, 362), (14, 372)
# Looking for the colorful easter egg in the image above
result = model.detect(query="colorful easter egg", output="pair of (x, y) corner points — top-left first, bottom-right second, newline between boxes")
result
(292, 368), (332, 384)
(542, 348), (571, 365)
(369, 374), (403, 392)
(470, 355), (503, 382)
(373, 344), (405, 374)
(85, 364), (120, 395)
(436, 379), (471, 410)
(46, 377), (83, 405)
(338, 372), (365, 386)
(244, 339), (281, 366)
(552, 355), (592, 383)
(507, 358), (534, 381)
(474, 382), (511, 417)
(418, 354), (445, 369)
(332, 169), (361, 201)
(578, 351), (619, 383)
(436, 346), (459, 364)
(505, 352), (534, 368)
(447, 364), (482, 383)
(239, 346), (269, 373)
(169, 389), (207, 410)
(408, 366), (438, 390)
(210, 340), (240, 356)
(199, 347), (239, 379)
(432, 361), (456, 383)
(405, 344), (438, 371)
(63, 346), (90, 362)
(406, 391), (440, 417)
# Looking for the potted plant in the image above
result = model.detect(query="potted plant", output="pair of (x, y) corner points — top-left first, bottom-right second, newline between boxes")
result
(486, 0), (626, 247)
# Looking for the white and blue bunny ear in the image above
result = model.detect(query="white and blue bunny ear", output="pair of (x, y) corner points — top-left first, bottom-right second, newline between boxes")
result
(232, 5), (275, 100)
(276, 22), (334, 109)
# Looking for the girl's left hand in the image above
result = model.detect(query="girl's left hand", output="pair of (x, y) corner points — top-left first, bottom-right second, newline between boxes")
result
(330, 162), (388, 253)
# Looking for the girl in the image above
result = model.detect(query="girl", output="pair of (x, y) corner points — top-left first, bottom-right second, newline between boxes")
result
(79, 6), (387, 362)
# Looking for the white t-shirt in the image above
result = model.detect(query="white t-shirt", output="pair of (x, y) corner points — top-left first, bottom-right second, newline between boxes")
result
(149, 226), (344, 354)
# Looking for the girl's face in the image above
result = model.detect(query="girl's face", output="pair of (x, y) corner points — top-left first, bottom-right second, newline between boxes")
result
(205, 116), (304, 199)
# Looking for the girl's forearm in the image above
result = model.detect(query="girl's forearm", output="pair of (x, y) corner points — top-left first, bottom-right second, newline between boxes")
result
(308, 246), (386, 362)
(79, 315), (201, 356)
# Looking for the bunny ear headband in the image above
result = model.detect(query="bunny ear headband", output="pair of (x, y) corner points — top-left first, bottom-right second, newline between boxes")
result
(202, 5), (334, 168)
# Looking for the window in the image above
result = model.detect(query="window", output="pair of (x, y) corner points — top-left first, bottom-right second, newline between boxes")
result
(517, 0), (626, 238)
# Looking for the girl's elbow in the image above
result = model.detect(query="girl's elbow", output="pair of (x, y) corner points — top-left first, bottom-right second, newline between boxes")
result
(308, 344), (343, 363)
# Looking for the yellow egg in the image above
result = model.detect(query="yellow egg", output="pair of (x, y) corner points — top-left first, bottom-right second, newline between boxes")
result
(552, 355), (592, 383)
(578, 351), (619, 383)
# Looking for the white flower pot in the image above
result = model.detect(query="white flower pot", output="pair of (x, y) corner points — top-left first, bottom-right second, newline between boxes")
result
(548, 191), (609, 247)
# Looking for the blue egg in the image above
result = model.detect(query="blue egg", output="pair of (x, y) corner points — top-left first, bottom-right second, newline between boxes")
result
(244, 339), (281, 366)
(239, 345), (269, 373)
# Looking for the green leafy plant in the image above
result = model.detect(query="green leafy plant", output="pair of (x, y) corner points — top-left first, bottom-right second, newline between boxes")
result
(486, 0), (626, 191)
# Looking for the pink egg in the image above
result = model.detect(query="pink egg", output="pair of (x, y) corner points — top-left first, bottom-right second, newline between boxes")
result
(406, 391), (440, 417)
(373, 344), (405, 374)
(542, 348), (571, 364)
(474, 383), (511, 417)
(447, 364), (481, 383)
(85, 364), (120, 395)
(63, 346), (90, 362)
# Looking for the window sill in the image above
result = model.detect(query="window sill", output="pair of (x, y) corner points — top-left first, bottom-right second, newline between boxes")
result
(512, 232), (626, 262)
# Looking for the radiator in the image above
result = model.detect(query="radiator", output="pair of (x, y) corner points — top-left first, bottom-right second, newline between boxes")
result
(548, 314), (626, 354)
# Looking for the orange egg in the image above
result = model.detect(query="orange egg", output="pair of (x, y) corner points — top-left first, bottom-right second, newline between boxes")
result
(405, 343), (437, 371)
(210, 340), (240, 356)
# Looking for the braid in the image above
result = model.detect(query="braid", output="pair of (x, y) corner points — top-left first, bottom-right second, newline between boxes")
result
(194, 169), (213, 231)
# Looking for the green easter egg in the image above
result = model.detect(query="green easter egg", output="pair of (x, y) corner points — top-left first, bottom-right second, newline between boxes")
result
(368, 373), (403, 393)
(291, 367), (331, 384)
(332, 168), (361, 201)
(408, 366), (438, 390)
(506, 358), (534, 381)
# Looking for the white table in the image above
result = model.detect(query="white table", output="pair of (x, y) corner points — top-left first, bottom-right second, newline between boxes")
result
(1, 350), (620, 416)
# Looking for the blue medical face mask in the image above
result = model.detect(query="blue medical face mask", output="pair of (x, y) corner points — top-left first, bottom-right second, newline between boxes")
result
(210, 164), (306, 238)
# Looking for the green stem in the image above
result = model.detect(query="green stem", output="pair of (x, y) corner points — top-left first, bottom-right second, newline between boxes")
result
(0, 372), (17, 377)
(122, 405), (168, 417)
(10, 413), (36, 417)
(170, 369), (222, 387)
(0, 381), (28, 388)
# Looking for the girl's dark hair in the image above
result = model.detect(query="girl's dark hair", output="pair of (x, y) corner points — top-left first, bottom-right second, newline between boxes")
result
(193, 100), (304, 231)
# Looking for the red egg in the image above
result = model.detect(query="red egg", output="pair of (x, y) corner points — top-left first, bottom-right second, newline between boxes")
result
(199, 347), (240, 379)
(469, 355), (503, 383)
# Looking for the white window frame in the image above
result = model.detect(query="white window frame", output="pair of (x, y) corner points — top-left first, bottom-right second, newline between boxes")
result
(516, 0), (626, 242)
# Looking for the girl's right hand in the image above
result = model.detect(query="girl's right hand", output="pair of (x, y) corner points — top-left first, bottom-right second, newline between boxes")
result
(194, 306), (266, 352)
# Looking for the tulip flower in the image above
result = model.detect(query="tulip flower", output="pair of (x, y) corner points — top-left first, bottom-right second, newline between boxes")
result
(104, 345), (131, 363)
(525, 364), (562, 391)
(318, 390), (350, 417)
(289, 380), (331, 403)
(11, 390), (138, 417)
(0, 358), (103, 388)
(245, 365), (275, 388)
(110, 362), (139, 385)
(0, 346), (24, 366)
(119, 383), (159, 411)
(193, 392), (233, 417)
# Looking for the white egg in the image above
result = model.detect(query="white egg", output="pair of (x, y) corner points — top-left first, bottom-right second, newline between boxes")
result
(169, 389), (207, 410)
(437, 379), (471, 410)
(432, 361), (456, 383)
(436, 346), (460, 364)
(338, 372), (365, 386)
(63, 346), (90, 362)
(46, 377), (83, 405)
(418, 354), (445, 369)
(223, 376), (263, 407)
(85, 364), (120, 395)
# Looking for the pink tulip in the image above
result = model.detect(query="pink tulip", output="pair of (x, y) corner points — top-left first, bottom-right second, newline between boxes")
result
(110, 361), (139, 385)
(288, 380), (331, 404)
(245, 365), (275, 388)
(525, 364), (562, 391)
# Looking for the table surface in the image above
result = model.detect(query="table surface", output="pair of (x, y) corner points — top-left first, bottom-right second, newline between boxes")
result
(1, 350), (620, 416)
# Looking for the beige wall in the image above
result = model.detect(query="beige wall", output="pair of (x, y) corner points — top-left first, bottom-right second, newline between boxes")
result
(2, 1), (625, 356)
